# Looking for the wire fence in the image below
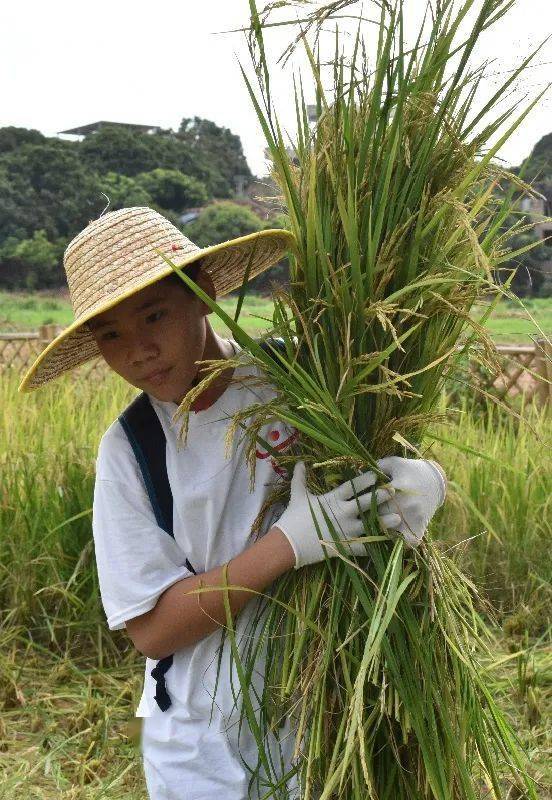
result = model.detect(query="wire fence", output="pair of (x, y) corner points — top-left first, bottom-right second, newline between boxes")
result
(0, 325), (110, 381)
(2, 324), (551, 410)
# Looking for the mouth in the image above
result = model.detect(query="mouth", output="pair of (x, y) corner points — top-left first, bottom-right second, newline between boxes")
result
(143, 366), (172, 385)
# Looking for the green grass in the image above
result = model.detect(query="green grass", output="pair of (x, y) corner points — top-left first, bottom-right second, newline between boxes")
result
(0, 292), (75, 329)
(1, 370), (550, 797)
(482, 297), (552, 342)
(1, 291), (550, 342)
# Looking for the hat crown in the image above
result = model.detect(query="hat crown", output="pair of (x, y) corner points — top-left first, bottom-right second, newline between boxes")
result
(63, 207), (200, 321)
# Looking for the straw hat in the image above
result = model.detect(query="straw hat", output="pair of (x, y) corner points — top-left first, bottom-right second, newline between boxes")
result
(19, 206), (295, 392)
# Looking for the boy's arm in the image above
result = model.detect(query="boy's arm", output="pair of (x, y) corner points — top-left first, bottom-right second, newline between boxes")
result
(127, 460), (393, 658)
(126, 457), (447, 658)
(126, 526), (294, 660)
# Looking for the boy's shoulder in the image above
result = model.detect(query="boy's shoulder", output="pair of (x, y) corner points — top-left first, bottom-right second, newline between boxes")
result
(99, 388), (157, 455)
(96, 409), (140, 484)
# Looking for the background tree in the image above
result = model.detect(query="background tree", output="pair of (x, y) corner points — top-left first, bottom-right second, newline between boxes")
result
(0, 116), (257, 289)
(98, 173), (153, 210)
(135, 169), (209, 212)
(79, 125), (162, 177)
(498, 133), (552, 297)
(524, 133), (552, 182)
(78, 124), (219, 194)
(0, 166), (40, 241)
(177, 117), (252, 198)
(0, 140), (104, 238)
(185, 201), (264, 246)
(0, 126), (46, 154)
(0, 230), (66, 289)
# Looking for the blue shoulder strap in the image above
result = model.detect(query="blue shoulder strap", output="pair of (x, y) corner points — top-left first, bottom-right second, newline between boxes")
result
(118, 392), (195, 713)
(119, 393), (174, 537)
(117, 339), (287, 712)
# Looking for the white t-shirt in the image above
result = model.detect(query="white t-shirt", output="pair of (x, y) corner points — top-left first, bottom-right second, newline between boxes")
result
(92, 342), (300, 799)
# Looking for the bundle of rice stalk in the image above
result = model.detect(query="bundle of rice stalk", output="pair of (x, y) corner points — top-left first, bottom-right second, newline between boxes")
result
(160, 1), (551, 797)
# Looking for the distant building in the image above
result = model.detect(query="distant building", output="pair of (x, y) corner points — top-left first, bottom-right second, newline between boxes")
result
(307, 104), (319, 123)
(519, 195), (546, 216)
(179, 209), (202, 226)
(520, 187), (552, 251)
(58, 120), (162, 138)
(233, 174), (250, 198)
(519, 185), (552, 281)
(242, 178), (283, 221)
(261, 107), (317, 171)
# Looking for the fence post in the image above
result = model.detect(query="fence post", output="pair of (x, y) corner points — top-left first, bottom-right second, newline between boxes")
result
(38, 324), (61, 343)
(534, 337), (552, 409)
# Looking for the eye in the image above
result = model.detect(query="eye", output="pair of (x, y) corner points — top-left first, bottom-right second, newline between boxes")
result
(102, 308), (166, 342)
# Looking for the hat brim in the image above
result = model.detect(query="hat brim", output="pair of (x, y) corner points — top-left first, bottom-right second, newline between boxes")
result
(19, 228), (295, 392)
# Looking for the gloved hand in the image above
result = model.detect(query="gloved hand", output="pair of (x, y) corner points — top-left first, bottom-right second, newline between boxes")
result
(274, 461), (401, 569)
(375, 456), (447, 549)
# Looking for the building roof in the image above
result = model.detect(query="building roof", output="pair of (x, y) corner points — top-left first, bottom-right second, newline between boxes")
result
(58, 121), (160, 136)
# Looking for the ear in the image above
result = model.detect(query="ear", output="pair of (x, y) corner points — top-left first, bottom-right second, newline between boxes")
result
(194, 268), (217, 316)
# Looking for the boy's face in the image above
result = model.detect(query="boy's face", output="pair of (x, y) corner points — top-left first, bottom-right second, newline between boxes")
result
(88, 272), (214, 404)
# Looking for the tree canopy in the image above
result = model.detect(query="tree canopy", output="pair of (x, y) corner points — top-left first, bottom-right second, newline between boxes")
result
(0, 119), (265, 290)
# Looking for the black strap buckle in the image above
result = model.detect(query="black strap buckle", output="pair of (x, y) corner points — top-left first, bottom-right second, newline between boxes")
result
(150, 654), (174, 711)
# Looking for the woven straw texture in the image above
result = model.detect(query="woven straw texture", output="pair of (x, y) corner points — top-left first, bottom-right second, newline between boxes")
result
(19, 207), (294, 391)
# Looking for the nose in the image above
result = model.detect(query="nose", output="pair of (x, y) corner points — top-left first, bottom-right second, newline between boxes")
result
(127, 335), (160, 367)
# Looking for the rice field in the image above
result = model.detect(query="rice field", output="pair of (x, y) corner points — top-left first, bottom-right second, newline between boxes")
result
(0, 368), (550, 798)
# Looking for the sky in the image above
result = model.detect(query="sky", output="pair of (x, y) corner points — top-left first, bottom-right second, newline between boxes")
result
(1, 1), (551, 177)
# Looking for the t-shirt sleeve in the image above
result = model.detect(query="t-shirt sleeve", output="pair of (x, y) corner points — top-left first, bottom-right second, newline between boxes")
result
(92, 426), (194, 631)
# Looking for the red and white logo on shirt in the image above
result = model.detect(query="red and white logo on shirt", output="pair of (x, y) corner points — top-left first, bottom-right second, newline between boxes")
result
(255, 426), (299, 478)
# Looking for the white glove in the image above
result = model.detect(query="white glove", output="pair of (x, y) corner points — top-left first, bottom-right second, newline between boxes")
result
(274, 461), (401, 569)
(375, 457), (447, 549)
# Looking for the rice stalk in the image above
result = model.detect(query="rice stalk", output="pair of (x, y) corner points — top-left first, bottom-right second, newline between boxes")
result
(164, 1), (552, 796)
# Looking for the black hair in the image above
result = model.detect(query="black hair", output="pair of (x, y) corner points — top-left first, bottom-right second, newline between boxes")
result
(161, 261), (203, 293)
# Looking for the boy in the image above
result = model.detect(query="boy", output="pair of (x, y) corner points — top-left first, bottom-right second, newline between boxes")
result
(20, 207), (447, 799)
